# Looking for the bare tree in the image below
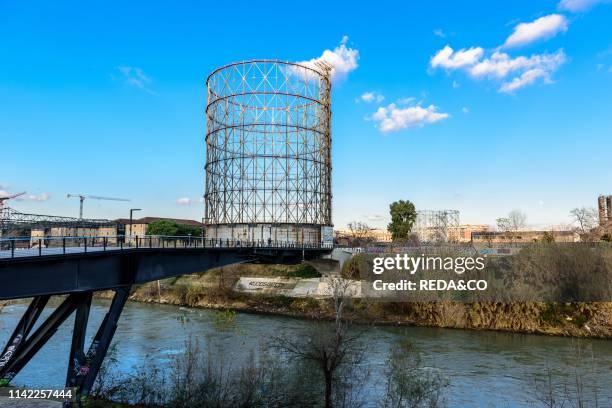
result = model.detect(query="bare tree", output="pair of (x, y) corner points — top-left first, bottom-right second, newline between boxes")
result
(569, 207), (598, 234)
(347, 221), (373, 247)
(270, 277), (366, 408)
(496, 217), (512, 233)
(508, 209), (527, 231)
(496, 209), (527, 235)
(495, 210), (527, 244)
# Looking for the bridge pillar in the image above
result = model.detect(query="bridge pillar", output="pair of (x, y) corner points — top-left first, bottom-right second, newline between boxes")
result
(71, 286), (131, 400)
(0, 287), (131, 406)
(66, 292), (93, 388)
(0, 295), (50, 381)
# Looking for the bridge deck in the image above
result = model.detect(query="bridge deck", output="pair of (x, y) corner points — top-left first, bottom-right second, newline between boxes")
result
(0, 236), (332, 300)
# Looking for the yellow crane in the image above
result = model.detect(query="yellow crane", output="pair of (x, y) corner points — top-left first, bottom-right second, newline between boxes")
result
(67, 194), (130, 219)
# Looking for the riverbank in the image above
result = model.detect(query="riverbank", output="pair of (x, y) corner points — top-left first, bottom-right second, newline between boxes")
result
(94, 263), (612, 339)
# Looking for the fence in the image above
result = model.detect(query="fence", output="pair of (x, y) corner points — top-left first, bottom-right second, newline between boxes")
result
(0, 235), (333, 259)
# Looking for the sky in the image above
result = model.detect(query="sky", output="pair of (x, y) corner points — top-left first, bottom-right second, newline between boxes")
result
(1, 0), (611, 230)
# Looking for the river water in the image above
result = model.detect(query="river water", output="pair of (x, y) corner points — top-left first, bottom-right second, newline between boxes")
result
(1, 300), (610, 407)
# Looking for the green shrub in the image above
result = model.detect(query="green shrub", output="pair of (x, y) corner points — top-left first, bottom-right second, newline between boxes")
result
(286, 263), (321, 278)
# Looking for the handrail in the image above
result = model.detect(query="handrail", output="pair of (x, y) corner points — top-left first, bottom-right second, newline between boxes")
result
(0, 235), (333, 259)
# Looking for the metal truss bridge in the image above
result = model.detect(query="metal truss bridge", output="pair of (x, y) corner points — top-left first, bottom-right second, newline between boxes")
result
(0, 235), (331, 404)
(0, 206), (116, 231)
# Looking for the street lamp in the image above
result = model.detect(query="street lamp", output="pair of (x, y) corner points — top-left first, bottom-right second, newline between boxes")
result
(129, 208), (141, 244)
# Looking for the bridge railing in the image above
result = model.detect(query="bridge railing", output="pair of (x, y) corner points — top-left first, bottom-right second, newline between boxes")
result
(0, 235), (333, 259)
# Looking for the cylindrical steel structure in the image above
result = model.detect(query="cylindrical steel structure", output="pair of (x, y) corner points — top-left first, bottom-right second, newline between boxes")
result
(204, 60), (332, 244)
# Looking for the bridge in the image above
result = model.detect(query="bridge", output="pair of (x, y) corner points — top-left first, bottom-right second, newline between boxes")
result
(0, 235), (331, 402)
(1, 58), (336, 406)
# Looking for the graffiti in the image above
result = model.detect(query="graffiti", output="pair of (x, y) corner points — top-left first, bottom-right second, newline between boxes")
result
(0, 334), (22, 369)
(248, 281), (290, 289)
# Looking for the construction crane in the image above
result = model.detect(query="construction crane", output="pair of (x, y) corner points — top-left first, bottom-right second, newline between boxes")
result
(67, 194), (130, 219)
(0, 191), (25, 211)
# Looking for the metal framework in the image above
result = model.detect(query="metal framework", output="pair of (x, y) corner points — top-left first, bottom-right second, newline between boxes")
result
(0, 288), (130, 401)
(0, 206), (115, 231)
(414, 210), (460, 242)
(204, 60), (332, 242)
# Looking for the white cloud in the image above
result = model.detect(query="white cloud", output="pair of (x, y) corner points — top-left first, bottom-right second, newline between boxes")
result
(371, 103), (449, 133)
(116, 66), (155, 94)
(471, 50), (566, 92)
(176, 197), (192, 205)
(503, 14), (568, 48)
(0, 190), (48, 202)
(433, 29), (446, 38)
(27, 193), (50, 202)
(11, 192), (50, 202)
(365, 214), (384, 221)
(499, 68), (550, 92)
(558, 0), (611, 12)
(359, 92), (384, 103)
(470, 49), (566, 79)
(430, 45), (484, 69)
(430, 44), (566, 93)
(301, 36), (359, 82)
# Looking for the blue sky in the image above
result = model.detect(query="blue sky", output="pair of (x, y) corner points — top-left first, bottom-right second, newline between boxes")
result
(1, 0), (611, 229)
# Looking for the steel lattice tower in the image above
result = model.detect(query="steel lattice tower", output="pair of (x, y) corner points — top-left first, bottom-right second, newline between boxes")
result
(204, 60), (332, 244)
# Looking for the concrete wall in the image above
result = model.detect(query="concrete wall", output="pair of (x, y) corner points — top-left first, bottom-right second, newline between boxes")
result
(206, 223), (322, 244)
(125, 223), (147, 244)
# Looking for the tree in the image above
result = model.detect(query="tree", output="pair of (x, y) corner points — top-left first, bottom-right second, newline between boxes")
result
(496, 210), (527, 233)
(270, 278), (365, 408)
(495, 217), (512, 233)
(541, 231), (555, 243)
(146, 220), (202, 236)
(508, 209), (527, 231)
(387, 200), (417, 242)
(346, 221), (373, 247)
(569, 207), (598, 234)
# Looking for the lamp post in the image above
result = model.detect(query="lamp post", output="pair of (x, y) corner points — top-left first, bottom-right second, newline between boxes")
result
(129, 208), (141, 245)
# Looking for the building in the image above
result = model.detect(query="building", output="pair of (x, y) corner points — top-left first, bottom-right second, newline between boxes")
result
(448, 224), (490, 242)
(29, 226), (119, 246)
(117, 217), (204, 243)
(334, 228), (392, 246)
(472, 230), (580, 244)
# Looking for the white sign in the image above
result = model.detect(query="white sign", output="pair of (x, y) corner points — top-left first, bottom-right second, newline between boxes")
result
(321, 226), (333, 245)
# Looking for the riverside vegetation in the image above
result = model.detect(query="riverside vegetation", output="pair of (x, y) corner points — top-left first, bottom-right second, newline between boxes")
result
(86, 277), (607, 408)
(89, 278), (453, 408)
(103, 243), (612, 339)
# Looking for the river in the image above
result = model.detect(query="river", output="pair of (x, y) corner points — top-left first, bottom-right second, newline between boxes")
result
(1, 300), (610, 407)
